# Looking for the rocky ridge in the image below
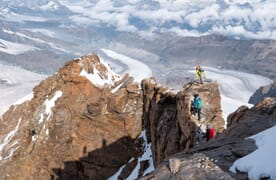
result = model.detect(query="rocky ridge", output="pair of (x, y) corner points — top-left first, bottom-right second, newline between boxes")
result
(142, 78), (225, 166)
(0, 52), (275, 180)
(0, 53), (227, 180)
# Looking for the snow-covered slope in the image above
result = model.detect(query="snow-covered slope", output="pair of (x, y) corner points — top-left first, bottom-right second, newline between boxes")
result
(0, 38), (37, 55)
(101, 49), (153, 83)
(200, 67), (272, 120)
(0, 64), (46, 115)
(230, 126), (276, 180)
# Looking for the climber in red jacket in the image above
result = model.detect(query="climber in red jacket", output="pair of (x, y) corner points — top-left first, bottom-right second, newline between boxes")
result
(206, 124), (215, 141)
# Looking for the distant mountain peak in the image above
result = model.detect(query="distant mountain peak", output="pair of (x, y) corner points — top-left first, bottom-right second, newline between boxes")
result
(78, 54), (121, 88)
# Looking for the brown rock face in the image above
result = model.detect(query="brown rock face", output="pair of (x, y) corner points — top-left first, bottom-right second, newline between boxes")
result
(249, 80), (276, 104)
(227, 97), (276, 138)
(0, 54), (142, 179)
(141, 79), (224, 165)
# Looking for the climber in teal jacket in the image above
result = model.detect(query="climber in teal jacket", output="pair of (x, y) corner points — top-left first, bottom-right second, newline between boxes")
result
(191, 94), (203, 121)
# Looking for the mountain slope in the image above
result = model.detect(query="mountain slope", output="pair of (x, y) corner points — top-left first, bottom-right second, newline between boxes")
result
(0, 52), (275, 179)
(0, 54), (143, 179)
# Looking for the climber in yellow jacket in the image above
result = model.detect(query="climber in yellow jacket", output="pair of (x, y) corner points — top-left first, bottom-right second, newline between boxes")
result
(195, 65), (206, 84)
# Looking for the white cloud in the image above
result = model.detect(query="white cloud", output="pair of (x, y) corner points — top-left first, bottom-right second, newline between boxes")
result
(133, 8), (185, 24)
(23, 0), (276, 40)
(164, 27), (206, 37)
(222, 4), (252, 21)
(69, 15), (96, 26)
(185, 4), (220, 28)
(114, 13), (138, 32)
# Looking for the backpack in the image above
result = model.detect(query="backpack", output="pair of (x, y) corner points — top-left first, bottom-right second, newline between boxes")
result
(199, 68), (205, 73)
(194, 98), (203, 108)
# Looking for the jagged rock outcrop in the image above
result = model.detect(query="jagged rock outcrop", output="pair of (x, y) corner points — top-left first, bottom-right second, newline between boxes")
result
(227, 97), (276, 135)
(249, 80), (276, 104)
(140, 97), (276, 180)
(141, 79), (224, 166)
(0, 54), (143, 179)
